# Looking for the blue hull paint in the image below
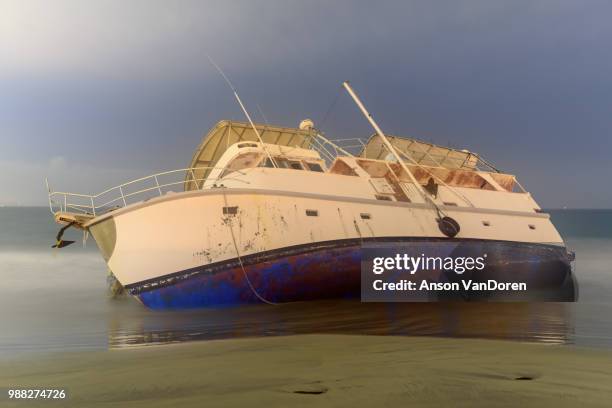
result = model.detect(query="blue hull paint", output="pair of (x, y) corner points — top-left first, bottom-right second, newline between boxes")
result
(136, 243), (361, 309)
(132, 238), (576, 309)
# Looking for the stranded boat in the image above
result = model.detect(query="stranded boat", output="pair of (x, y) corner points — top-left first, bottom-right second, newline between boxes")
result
(47, 82), (577, 308)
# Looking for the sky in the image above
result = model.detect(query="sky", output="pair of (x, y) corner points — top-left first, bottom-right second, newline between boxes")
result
(1, 0), (611, 207)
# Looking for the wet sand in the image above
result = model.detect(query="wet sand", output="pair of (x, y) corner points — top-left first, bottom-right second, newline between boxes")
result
(2, 334), (611, 407)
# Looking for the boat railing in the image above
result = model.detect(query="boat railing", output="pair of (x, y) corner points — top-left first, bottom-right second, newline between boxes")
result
(46, 166), (241, 217)
(333, 138), (367, 156)
(309, 132), (366, 164)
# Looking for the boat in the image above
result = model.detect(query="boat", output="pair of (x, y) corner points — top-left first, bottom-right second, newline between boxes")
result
(47, 82), (577, 308)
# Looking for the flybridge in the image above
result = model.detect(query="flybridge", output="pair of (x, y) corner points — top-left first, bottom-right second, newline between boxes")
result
(46, 81), (523, 242)
(45, 70), (518, 225)
(46, 119), (522, 221)
(186, 120), (498, 177)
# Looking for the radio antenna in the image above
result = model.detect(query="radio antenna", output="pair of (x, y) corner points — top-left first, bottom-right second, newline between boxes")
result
(206, 55), (277, 167)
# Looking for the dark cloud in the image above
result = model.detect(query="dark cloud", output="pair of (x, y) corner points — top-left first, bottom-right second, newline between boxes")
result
(1, 0), (610, 207)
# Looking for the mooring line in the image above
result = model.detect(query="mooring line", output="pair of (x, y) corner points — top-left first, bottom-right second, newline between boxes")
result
(222, 193), (277, 305)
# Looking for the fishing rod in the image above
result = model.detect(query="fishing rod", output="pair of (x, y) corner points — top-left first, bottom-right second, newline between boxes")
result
(206, 55), (278, 168)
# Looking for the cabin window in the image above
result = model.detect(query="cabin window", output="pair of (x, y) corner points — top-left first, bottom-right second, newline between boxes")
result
(360, 213), (372, 220)
(275, 158), (292, 169)
(482, 221), (491, 227)
(306, 209), (319, 216)
(274, 158), (304, 170)
(305, 162), (324, 172)
(375, 194), (392, 201)
(289, 161), (304, 170)
(223, 206), (238, 215)
(443, 202), (458, 207)
(258, 158), (275, 168)
(528, 224), (536, 230)
(275, 158), (287, 168)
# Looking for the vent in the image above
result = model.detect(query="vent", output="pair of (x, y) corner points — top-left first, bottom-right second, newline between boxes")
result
(443, 202), (458, 207)
(306, 209), (319, 217)
(482, 221), (491, 227)
(528, 224), (536, 230)
(360, 213), (372, 220)
(223, 206), (238, 215)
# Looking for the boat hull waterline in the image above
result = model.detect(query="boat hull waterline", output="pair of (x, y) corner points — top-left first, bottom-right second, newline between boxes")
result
(126, 238), (577, 309)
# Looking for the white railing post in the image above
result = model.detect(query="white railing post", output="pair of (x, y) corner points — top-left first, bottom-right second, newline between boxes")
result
(91, 197), (96, 216)
(154, 175), (163, 196)
(45, 178), (55, 214)
(64, 194), (67, 212)
(119, 186), (127, 207)
(189, 169), (199, 190)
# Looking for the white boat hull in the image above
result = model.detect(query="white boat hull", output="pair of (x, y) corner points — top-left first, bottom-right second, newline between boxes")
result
(85, 189), (575, 308)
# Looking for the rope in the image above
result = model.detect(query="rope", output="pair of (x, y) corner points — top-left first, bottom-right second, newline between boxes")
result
(318, 85), (343, 130)
(256, 103), (269, 126)
(222, 193), (277, 305)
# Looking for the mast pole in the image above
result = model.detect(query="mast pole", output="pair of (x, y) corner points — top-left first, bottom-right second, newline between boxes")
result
(342, 81), (429, 202)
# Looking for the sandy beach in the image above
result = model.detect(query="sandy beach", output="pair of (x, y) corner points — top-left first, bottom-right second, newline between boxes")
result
(2, 334), (611, 407)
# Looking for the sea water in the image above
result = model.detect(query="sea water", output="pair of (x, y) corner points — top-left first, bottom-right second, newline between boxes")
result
(0, 207), (611, 358)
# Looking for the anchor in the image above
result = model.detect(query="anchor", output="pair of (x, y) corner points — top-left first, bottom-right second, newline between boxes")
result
(52, 221), (77, 248)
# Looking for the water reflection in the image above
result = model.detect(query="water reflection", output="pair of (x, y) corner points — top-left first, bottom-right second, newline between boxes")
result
(108, 299), (573, 348)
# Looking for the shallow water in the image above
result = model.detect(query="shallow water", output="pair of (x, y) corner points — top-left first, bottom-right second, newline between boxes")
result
(0, 207), (611, 357)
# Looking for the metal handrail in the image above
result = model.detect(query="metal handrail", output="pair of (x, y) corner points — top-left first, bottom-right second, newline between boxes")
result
(47, 166), (244, 217)
(309, 132), (363, 163)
